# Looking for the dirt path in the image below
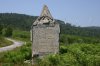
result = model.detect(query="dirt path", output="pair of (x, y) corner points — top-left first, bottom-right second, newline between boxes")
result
(0, 38), (24, 52)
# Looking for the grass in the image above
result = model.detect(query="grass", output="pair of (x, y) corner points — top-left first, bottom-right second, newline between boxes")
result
(0, 41), (31, 64)
(0, 62), (32, 66)
(12, 30), (30, 41)
(0, 30), (32, 65)
(0, 36), (13, 47)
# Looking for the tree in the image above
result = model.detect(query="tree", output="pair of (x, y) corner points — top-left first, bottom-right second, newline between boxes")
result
(0, 24), (3, 35)
(3, 26), (13, 37)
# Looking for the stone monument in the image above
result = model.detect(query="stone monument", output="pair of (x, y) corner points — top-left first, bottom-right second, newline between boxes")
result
(30, 5), (60, 60)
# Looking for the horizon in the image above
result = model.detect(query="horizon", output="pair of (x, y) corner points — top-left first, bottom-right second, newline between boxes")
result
(0, 0), (100, 27)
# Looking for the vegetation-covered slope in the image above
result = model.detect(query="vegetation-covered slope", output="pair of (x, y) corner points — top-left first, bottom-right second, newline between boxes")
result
(0, 13), (100, 66)
(0, 13), (100, 38)
(0, 13), (37, 30)
(0, 31), (100, 66)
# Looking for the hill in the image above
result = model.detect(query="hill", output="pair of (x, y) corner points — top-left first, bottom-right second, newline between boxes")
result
(0, 13), (100, 38)
(0, 13), (100, 66)
(0, 13), (65, 30)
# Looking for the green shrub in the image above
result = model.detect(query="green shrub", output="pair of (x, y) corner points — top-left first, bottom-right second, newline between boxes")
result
(60, 46), (67, 54)
(12, 30), (30, 41)
(2, 26), (13, 37)
(0, 42), (31, 63)
(0, 24), (3, 35)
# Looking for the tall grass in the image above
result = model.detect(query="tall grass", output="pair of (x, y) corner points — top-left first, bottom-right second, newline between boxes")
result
(12, 30), (30, 41)
(0, 36), (13, 47)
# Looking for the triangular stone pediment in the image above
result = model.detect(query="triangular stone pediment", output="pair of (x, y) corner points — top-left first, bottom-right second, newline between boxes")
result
(40, 5), (53, 19)
(33, 5), (54, 25)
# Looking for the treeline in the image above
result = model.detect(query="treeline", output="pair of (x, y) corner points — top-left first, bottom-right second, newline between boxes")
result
(60, 23), (100, 38)
(0, 13), (100, 38)
(0, 13), (37, 30)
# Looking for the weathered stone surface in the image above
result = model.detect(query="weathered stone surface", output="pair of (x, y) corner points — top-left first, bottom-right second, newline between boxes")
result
(31, 5), (60, 59)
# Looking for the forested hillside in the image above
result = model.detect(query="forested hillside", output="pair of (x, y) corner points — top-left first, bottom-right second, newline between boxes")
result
(0, 13), (100, 66)
(0, 13), (100, 38)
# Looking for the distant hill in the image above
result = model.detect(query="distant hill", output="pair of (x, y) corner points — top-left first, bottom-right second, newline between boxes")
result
(0, 13), (65, 30)
(0, 13), (37, 30)
(62, 23), (100, 38)
(0, 13), (100, 38)
(84, 26), (100, 29)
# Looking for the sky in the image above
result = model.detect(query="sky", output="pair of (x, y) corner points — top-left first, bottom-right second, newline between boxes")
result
(0, 0), (100, 27)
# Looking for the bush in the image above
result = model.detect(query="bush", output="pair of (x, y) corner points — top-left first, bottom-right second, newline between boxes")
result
(12, 30), (30, 41)
(35, 54), (65, 66)
(0, 42), (31, 63)
(60, 46), (67, 54)
(67, 43), (100, 66)
(0, 24), (3, 35)
(3, 26), (13, 37)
